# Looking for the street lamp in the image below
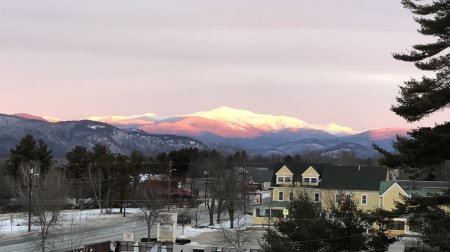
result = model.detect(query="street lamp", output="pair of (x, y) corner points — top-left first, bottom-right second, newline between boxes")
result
(203, 170), (209, 205)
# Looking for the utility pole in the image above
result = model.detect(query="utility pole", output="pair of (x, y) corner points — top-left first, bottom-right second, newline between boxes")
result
(123, 159), (130, 218)
(204, 170), (209, 205)
(168, 161), (173, 210)
(28, 162), (32, 233)
(27, 161), (39, 233)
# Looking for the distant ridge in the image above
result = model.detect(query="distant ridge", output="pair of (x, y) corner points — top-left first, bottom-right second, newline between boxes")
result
(13, 113), (46, 121)
(4, 107), (409, 159)
(0, 114), (206, 157)
(84, 106), (361, 137)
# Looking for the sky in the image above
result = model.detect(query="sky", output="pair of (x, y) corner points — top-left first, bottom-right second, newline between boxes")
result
(0, 0), (447, 131)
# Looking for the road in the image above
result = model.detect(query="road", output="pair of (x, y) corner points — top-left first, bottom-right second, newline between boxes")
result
(0, 207), (214, 252)
(0, 218), (150, 251)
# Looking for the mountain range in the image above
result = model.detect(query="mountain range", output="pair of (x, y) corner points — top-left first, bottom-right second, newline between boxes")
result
(84, 107), (408, 157)
(1, 107), (409, 158)
(0, 114), (206, 157)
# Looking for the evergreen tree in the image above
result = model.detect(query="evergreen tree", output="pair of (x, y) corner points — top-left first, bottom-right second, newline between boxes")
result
(33, 139), (53, 174)
(365, 208), (397, 252)
(391, 0), (450, 121)
(394, 195), (450, 250)
(327, 195), (369, 251)
(374, 13), (450, 252)
(90, 144), (115, 211)
(375, 0), (450, 175)
(8, 134), (53, 176)
(129, 150), (145, 192)
(65, 145), (91, 204)
(261, 194), (329, 252)
(65, 145), (90, 181)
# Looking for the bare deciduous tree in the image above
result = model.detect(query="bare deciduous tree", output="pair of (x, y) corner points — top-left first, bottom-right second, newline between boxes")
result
(56, 210), (89, 251)
(223, 168), (245, 229)
(137, 181), (168, 240)
(31, 167), (69, 252)
(219, 215), (252, 249)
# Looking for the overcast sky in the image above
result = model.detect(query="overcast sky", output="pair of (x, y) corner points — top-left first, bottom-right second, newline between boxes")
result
(0, 0), (447, 131)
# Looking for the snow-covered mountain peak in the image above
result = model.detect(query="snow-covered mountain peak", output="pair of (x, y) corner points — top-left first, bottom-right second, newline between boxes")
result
(320, 123), (360, 136)
(190, 106), (309, 130)
(85, 113), (157, 125)
(42, 116), (64, 122)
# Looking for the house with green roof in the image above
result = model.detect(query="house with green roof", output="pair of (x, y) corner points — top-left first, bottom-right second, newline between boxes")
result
(378, 180), (450, 236)
(253, 163), (389, 225)
(379, 180), (450, 211)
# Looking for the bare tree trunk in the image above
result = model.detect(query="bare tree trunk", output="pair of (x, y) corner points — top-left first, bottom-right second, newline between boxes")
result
(194, 206), (200, 228)
(88, 164), (103, 213)
(147, 221), (151, 240)
(98, 168), (102, 214)
(228, 207), (235, 229)
(106, 183), (111, 214)
(207, 199), (215, 226)
(216, 199), (226, 224)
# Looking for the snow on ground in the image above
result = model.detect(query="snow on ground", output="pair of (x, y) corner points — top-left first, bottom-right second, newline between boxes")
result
(177, 214), (253, 239)
(0, 208), (142, 235)
(0, 214), (29, 234)
(1, 208), (253, 243)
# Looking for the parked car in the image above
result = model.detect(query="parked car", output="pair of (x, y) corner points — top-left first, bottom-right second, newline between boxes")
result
(177, 213), (192, 224)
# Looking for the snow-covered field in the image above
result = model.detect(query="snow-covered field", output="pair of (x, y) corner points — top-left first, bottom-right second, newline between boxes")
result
(1, 207), (253, 241)
(0, 208), (142, 236)
(178, 215), (253, 239)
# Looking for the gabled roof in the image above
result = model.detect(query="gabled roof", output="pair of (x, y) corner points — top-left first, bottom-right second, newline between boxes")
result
(379, 181), (408, 196)
(270, 163), (387, 191)
(379, 181), (396, 195)
(270, 162), (331, 185)
(320, 166), (388, 191)
(275, 165), (294, 176)
(302, 166), (320, 177)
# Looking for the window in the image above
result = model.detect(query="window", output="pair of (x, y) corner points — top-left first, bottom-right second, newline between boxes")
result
(278, 191), (284, 201)
(361, 194), (367, 205)
(277, 176), (292, 183)
(271, 209), (283, 218)
(335, 193), (342, 203)
(303, 178), (310, 183)
(314, 192), (320, 203)
(289, 192), (294, 201)
(311, 178), (317, 183)
(256, 208), (269, 217)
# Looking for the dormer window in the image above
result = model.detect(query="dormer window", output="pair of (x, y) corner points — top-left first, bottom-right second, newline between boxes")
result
(300, 166), (320, 186)
(302, 177), (319, 185)
(275, 165), (294, 185)
(276, 176), (293, 184)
